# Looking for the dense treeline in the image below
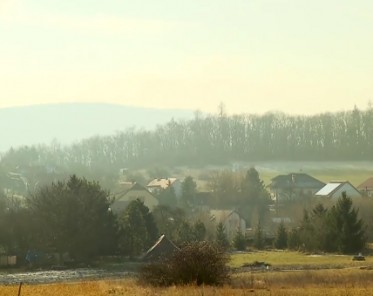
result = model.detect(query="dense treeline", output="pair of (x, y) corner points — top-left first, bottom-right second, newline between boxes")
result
(283, 193), (366, 253)
(0, 174), (368, 265)
(1, 107), (373, 183)
(0, 175), (210, 264)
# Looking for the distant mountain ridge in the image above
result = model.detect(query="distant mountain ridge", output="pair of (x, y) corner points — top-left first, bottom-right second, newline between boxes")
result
(0, 103), (195, 153)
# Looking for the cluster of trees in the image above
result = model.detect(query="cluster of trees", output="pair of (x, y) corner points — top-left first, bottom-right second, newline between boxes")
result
(275, 193), (366, 253)
(1, 106), (373, 194)
(0, 175), (212, 263)
(0, 172), (368, 265)
(0, 176), (118, 262)
(208, 168), (271, 226)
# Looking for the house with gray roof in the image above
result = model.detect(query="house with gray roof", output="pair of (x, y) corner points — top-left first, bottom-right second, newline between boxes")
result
(269, 173), (325, 202)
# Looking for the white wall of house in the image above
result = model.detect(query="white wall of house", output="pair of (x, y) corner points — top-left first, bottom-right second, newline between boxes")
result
(222, 212), (246, 241)
(331, 183), (361, 199)
(172, 180), (182, 199)
(111, 190), (159, 213)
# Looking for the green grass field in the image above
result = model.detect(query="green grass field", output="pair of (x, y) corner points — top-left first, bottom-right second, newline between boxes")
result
(230, 250), (371, 269)
(243, 161), (373, 187)
(169, 161), (373, 190)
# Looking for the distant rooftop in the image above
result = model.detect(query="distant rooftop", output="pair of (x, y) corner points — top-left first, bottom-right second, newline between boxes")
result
(315, 182), (343, 196)
(270, 173), (325, 189)
(147, 178), (178, 189)
(357, 177), (373, 190)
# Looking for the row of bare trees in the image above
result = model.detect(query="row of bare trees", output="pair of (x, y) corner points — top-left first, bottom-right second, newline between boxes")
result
(1, 107), (373, 189)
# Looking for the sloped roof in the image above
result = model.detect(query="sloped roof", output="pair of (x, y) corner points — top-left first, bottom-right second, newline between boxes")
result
(270, 173), (325, 189)
(118, 181), (135, 191)
(315, 182), (343, 196)
(142, 235), (179, 262)
(315, 181), (361, 197)
(147, 178), (178, 189)
(116, 182), (151, 197)
(357, 177), (373, 191)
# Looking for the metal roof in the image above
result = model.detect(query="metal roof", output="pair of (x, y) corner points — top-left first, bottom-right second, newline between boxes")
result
(315, 182), (342, 196)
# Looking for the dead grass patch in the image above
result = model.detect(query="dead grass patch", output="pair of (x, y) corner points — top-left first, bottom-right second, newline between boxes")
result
(1, 277), (373, 296)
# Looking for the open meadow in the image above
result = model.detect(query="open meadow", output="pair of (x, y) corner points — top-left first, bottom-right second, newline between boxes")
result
(174, 161), (373, 189)
(230, 250), (373, 269)
(2, 251), (373, 296)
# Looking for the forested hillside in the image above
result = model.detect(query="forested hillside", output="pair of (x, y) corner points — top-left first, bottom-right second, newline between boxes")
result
(1, 106), (373, 191)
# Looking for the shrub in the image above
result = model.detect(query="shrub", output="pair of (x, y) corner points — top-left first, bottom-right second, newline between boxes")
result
(137, 261), (174, 286)
(139, 241), (230, 286)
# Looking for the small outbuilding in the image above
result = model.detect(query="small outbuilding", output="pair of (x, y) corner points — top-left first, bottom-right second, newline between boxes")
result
(142, 235), (179, 262)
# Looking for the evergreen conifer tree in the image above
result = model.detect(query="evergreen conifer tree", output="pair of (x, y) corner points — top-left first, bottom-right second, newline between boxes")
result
(215, 222), (229, 250)
(233, 230), (246, 251)
(330, 192), (366, 253)
(274, 222), (288, 249)
(253, 220), (265, 250)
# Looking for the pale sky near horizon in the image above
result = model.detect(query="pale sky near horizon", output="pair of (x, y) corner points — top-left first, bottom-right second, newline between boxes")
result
(1, 0), (372, 115)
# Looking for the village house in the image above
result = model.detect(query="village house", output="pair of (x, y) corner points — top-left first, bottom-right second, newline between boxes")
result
(146, 178), (182, 199)
(315, 181), (362, 199)
(269, 173), (325, 202)
(209, 210), (246, 241)
(111, 182), (159, 213)
(357, 177), (373, 197)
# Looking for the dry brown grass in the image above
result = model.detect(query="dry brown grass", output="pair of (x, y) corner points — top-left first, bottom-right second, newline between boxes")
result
(2, 269), (373, 296)
(233, 268), (373, 289)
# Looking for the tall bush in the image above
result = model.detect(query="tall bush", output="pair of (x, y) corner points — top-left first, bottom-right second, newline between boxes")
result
(139, 241), (229, 286)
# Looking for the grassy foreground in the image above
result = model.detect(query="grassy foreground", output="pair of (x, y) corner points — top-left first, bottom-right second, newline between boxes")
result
(2, 251), (373, 295)
(2, 275), (373, 296)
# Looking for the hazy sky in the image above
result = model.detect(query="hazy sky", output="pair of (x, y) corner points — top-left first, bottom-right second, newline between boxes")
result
(1, 0), (372, 115)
